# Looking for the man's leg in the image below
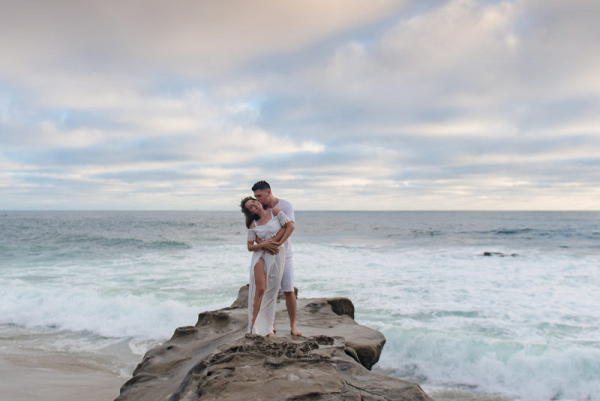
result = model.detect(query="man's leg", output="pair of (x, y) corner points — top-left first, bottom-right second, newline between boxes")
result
(284, 291), (301, 336)
(281, 258), (302, 336)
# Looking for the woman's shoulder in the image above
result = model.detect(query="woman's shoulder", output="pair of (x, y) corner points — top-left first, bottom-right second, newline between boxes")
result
(273, 208), (291, 225)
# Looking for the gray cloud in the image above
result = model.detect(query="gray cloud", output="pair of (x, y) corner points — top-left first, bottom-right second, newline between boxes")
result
(0, 0), (406, 80)
(1, 0), (599, 210)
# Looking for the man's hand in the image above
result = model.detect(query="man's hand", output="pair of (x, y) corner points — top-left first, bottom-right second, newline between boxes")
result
(261, 239), (279, 255)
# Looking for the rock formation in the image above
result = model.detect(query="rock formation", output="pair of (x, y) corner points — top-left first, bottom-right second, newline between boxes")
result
(116, 286), (433, 401)
(483, 251), (518, 257)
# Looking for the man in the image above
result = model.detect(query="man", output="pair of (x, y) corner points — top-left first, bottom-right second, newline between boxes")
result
(252, 180), (302, 336)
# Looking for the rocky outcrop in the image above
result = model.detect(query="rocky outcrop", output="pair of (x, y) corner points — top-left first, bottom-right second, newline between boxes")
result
(116, 286), (432, 401)
(483, 251), (518, 257)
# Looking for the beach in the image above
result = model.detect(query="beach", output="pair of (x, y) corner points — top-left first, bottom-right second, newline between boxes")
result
(1, 211), (599, 400)
(0, 346), (123, 401)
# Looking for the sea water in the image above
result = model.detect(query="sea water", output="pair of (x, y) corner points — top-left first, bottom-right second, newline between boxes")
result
(0, 211), (599, 400)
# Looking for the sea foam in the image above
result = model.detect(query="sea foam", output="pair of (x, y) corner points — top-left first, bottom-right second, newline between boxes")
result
(1, 211), (599, 400)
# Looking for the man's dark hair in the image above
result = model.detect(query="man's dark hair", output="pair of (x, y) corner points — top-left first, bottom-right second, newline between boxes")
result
(251, 180), (271, 192)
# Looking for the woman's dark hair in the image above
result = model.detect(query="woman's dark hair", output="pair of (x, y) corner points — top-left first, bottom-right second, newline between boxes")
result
(240, 196), (260, 228)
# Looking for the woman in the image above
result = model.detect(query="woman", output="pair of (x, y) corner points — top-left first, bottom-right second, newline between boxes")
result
(240, 196), (294, 337)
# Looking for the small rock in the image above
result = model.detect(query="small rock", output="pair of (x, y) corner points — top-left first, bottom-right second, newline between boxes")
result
(483, 251), (518, 257)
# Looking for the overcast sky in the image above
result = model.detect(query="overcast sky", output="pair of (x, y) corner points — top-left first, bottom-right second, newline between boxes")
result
(1, 0), (599, 210)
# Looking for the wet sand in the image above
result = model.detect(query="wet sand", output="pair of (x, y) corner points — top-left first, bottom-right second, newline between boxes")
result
(0, 349), (124, 401)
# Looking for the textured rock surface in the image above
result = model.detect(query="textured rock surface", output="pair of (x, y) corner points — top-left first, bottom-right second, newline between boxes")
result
(116, 286), (432, 401)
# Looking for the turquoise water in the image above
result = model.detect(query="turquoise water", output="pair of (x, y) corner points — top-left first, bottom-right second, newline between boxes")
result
(1, 211), (599, 400)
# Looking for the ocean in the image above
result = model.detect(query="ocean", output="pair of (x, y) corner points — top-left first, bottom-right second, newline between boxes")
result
(1, 211), (599, 401)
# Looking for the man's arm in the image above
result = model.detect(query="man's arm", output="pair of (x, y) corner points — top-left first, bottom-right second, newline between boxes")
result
(270, 227), (286, 243)
(250, 237), (279, 254)
(273, 221), (294, 246)
(255, 231), (284, 244)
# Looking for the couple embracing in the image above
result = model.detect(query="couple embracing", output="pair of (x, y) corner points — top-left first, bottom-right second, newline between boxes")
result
(240, 181), (302, 338)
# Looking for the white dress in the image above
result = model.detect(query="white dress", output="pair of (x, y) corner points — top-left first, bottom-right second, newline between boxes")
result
(247, 210), (290, 335)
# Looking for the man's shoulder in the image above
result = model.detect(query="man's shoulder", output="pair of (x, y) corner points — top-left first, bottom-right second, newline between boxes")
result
(276, 198), (293, 209)
(275, 199), (294, 222)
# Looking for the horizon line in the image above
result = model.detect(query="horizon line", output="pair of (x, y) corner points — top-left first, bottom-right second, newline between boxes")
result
(2, 209), (599, 213)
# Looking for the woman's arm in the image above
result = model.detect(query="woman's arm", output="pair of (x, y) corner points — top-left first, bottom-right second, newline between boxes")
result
(247, 241), (263, 252)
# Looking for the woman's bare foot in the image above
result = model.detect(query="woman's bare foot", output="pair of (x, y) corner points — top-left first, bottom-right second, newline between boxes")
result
(273, 323), (277, 334)
(268, 332), (276, 338)
(290, 325), (302, 336)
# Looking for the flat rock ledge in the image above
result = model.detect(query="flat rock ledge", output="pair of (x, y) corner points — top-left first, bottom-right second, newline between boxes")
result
(116, 286), (432, 401)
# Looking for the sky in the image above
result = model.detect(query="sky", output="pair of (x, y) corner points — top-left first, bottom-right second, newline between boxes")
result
(1, 0), (599, 211)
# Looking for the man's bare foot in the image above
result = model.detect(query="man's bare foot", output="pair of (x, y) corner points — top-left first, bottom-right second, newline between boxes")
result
(290, 326), (302, 336)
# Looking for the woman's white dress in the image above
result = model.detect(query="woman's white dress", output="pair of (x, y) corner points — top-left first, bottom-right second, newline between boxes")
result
(247, 210), (290, 335)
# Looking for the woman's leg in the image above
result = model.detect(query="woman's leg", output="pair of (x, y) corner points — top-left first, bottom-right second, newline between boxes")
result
(260, 251), (284, 338)
(250, 257), (266, 333)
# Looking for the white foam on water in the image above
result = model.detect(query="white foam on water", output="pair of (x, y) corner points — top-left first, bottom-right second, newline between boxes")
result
(0, 278), (223, 341)
(379, 329), (600, 401)
(2, 211), (599, 400)
(294, 242), (600, 401)
(0, 265), (237, 376)
(0, 237), (252, 340)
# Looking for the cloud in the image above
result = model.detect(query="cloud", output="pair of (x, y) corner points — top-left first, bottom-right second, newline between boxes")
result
(1, 0), (599, 210)
(261, 0), (600, 129)
(0, 0), (406, 80)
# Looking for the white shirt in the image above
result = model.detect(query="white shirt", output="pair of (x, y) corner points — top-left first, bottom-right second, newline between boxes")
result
(275, 198), (294, 259)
